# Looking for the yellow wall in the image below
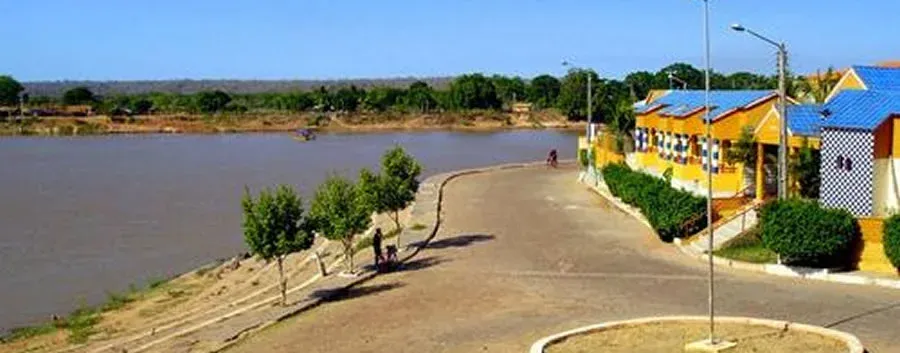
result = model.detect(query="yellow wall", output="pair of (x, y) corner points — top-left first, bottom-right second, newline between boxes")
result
(592, 133), (625, 167)
(857, 218), (896, 274)
(893, 117), (900, 156)
(836, 70), (866, 91)
(825, 69), (867, 102)
(755, 107), (822, 149)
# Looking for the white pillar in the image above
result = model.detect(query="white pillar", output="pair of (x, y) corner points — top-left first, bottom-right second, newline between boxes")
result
(701, 137), (708, 170)
(712, 139), (720, 174)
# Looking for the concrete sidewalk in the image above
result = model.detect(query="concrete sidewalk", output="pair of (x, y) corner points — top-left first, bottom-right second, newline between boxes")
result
(579, 170), (900, 292)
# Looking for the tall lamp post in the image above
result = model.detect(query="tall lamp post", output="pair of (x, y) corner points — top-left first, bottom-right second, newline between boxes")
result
(731, 23), (788, 199)
(562, 61), (593, 174)
(686, 0), (735, 351)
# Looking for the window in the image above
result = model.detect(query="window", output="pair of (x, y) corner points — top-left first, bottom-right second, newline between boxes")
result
(835, 155), (853, 172)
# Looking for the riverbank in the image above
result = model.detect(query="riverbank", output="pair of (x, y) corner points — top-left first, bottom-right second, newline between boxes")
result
(0, 110), (583, 136)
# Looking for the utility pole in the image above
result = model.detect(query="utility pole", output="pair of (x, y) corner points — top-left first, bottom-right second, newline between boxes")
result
(731, 23), (789, 199)
(777, 44), (788, 199)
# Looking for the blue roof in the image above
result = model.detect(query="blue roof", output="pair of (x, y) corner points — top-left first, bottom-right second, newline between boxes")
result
(852, 66), (900, 91)
(786, 105), (822, 137)
(641, 90), (775, 121)
(821, 90), (900, 130)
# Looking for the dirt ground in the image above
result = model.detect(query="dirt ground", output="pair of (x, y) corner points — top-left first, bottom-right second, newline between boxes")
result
(0, 110), (581, 136)
(546, 322), (846, 353)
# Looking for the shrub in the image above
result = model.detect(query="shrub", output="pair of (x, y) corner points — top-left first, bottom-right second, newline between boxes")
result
(760, 198), (859, 268)
(601, 163), (707, 242)
(884, 214), (900, 270)
(578, 149), (589, 168)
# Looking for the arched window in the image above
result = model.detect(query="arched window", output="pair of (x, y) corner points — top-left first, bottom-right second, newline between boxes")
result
(836, 155), (844, 170)
(845, 158), (853, 171)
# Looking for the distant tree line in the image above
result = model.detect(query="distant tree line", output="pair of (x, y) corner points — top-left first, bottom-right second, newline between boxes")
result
(2, 62), (820, 123)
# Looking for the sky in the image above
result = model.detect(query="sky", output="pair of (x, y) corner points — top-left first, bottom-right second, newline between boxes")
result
(3, 0), (899, 82)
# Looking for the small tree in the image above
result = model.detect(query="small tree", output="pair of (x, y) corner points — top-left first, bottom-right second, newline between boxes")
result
(379, 147), (422, 229)
(310, 175), (373, 274)
(0, 75), (25, 106)
(62, 87), (96, 105)
(241, 185), (313, 305)
(790, 139), (821, 199)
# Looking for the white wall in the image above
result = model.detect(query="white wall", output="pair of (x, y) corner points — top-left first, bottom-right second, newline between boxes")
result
(874, 158), (900, 217)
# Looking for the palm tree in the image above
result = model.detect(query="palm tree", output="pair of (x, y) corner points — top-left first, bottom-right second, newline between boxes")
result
(607, 98), (636, 152)
(795, 67), (839, 103)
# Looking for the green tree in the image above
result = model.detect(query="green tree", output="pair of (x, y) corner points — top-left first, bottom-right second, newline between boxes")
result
(557, 69), (601, 120)
(195, 90), (231, 113)
(333, 86), (364, 112)
(311, 86), (332, 111)
(657, 62), (704, 89)
(62, 87), (96, 105)
(607, 97), (635, 152)
(623, 71), (658, 100)
(364, 87), (404, 112)
(359, 146), (422, 246)
(790, 140), (821, 199)
(490, 75), (526, 106)
(795, 67), (839, 103)
(403, 81), (436, 112)
(449, 74), (501, 110)
(725, 126), (757, 166)
(527, 75), (561, 109)
(241, 185), (314, 305)
(0, 75), (24, 106)
(131, 98), (153, 115)
(309, 175), (373, 274)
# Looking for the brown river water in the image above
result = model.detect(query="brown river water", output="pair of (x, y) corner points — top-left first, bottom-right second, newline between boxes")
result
(0, 130), (575, 332)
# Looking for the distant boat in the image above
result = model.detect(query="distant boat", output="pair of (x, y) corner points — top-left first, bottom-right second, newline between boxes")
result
(293, 128), (316, 142)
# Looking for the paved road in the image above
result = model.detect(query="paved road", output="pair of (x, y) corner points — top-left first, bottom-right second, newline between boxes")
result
(229, 166), (900, 353)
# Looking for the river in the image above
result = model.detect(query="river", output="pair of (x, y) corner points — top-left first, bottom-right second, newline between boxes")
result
(0, 130), (575, 332)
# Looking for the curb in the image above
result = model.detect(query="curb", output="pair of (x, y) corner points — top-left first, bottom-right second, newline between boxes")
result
(579, 177), (900, 291)
(529, 316), (864, 353)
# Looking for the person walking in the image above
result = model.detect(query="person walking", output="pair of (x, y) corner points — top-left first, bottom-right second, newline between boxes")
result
(372, 228), (384, 270)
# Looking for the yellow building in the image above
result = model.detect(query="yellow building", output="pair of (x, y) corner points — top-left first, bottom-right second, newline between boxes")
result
(632, 90), (779, 198)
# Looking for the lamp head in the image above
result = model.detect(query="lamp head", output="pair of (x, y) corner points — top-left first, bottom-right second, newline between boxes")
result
(731, 23), (746, 32)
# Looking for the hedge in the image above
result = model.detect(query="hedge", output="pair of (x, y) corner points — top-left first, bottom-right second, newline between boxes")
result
(884, 214), (900, 270)
(601, 163), (707, 242)
(760, 198), (859, 268)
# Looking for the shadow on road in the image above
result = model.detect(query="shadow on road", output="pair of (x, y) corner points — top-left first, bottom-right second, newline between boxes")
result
(310, 282), (405, 304)
(398, 256), (449, 272)
(413, 233), (495, 249)
(824, 301), (900, 328)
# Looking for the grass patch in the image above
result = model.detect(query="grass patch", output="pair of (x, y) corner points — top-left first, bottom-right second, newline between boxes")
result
(713, 227), (777, 264)
(410, 223), (427, 231)
(147, 277), (168, 289)
(101, 291), (136, 312)
(59, 306), (100, 344)
(0, 323), (58, 343)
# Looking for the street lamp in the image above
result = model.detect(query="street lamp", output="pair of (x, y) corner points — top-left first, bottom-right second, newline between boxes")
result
(731, 23), (789, 200)
(562, 60), (594, 175)
(667, 72), (689, 90)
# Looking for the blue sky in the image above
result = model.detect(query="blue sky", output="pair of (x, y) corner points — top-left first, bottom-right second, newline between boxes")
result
(3, 0), (899, 81)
